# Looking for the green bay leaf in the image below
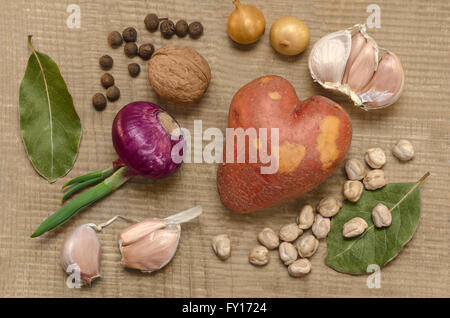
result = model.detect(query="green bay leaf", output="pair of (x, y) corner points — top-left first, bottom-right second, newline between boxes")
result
(325, 174), (428, 275)
(19, 36), (82, 183)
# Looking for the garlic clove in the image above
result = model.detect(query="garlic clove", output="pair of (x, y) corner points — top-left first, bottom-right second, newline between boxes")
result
(308, 24), (404, 110)
(345, 40), (378, 92)
(61, 224), (101, 286)
(342, 33), (367, 83)
(119, 224), (180, 272)
(309, 30), (351, 85)
(359, 52), (404, 109)
(118, 220), (166, 248)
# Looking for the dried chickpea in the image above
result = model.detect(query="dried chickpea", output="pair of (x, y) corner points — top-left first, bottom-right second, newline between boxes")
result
(392, 140), (414, 161)
(257, 228), (280, 250)
(372, 203), (392, 228)
(312, 214), (330, 239)
(317, 196), (342, 217)
(295, 234), (319, 258)
(342, 217), (368, 238)
(278, 242), (298, 265)
(345, 158), (366, 180)
(212, 234), (231, 260)
(297, 204), (315, 230)
(279, 223), (302, 242)
(365, 147), (387, 169)
(249, 246), (269, 266)
(287, 259), (311, 277)
(363, 169), (386, 190)
(343, 180), (364, 202)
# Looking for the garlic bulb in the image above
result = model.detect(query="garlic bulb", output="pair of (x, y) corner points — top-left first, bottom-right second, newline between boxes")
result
(118, 205), (202, 272)
(309, 24), (404, 110)
(61, 224), (101, 286)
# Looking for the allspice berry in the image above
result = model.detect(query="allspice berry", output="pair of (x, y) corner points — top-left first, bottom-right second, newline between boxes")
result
(100, 73), (115, 88)
(160, 20), (175, 38)
(189, 21), (203, 38)
(107, 31), (123, 48)
(106, 85), (120, 101)
(175, 20), (189, 37)
(99, 55), (113, 70)
(145, 13), (160, 32)
(124, 42), (138, 58)
(92, 93), (107, 111)
(122, 27), (137, 42)
(128, 63), (140, 78)
(138, 43), (154, 60)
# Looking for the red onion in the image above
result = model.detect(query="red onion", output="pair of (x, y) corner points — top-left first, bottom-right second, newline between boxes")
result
(32, 101), (185, 237)
(112, 101), (184, 179)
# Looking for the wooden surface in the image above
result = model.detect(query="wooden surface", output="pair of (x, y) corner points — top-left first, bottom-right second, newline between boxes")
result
(0, 0), (449, 297)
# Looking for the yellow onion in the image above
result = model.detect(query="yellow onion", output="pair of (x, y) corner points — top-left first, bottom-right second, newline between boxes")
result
(227, 0), (265, 44)
(270, 16), (310, 55)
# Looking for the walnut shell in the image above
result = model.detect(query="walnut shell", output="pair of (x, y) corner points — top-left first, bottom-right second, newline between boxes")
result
(148, 45), (211, 104)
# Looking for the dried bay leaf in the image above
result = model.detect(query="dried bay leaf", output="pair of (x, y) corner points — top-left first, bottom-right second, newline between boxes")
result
(19, 36), (82, 183)
(325, 173), (429, 275)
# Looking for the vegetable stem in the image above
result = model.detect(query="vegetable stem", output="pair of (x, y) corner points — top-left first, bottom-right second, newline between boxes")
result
(63, 167), (117, 188)
(31, 166), (131, 238)
(388, 172), (430, 213)
(62, 176), (104, 202)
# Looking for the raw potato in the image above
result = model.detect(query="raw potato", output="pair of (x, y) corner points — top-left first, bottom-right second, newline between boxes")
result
(148, 45), (211, 104)
(217, 76), (352, 213)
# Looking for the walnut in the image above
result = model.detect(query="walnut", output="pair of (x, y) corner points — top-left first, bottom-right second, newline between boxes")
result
(148, 45), (211, 104)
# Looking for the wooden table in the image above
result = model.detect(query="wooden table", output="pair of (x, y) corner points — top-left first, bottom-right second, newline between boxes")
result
(0, 0), (448, 297)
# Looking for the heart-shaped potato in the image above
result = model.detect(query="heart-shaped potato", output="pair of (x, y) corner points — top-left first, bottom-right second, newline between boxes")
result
(217, 75), (352, 213)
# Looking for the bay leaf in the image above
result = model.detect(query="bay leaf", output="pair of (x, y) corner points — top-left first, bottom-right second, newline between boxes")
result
(325, 173), (429, 275)
(19, 36), (82, 183)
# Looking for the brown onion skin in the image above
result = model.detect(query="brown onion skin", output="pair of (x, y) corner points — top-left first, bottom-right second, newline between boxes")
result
(227, 0), (266, 45)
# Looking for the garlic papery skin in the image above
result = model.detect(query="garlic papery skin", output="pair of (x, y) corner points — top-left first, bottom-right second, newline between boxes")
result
(118, 205), (202, 273)
(61, 224), (101, 286)
(309, 24), (404, 110)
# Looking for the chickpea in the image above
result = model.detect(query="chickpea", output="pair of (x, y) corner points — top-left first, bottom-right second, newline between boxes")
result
(249, 246), (270, 266)
(279, 242), (298, 265)
(312, 214), (330, 239)
(317, 196), (342, 217)
(287, 259), (312, 277)
(297, 204), (315, 230)
(363, 169), (386, 190)
(392, 140), (414, 161)
(211, 234), (231, 260)
(345, 158), (366, 180)
(257, 228), (280, 250)
(372, 203), (392, 228)
(342, 217), (368, 238)
(295, 234), (319, 258)
(343, 180), (364, 202)
(279, 223), (302, 242)
(365, 147), (387, 169)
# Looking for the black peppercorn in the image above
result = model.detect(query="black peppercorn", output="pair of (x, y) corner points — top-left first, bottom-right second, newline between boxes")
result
(145, 13), (160, 32)
(189, 21), (204, 38)
(175, 20), (189, 37)
(128, 63), (141, 78)
(107, 31), (123, 48)
(122, 27), (137, 42)
(92, 93), (107, 111)
(106, 85), (120, 101)
(138, 43), (154, 60)
(99, 55), (113, 70)
(160, 20), (175, 38)
(124, 42), (138, 58)
(100, 73), (115, 89)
